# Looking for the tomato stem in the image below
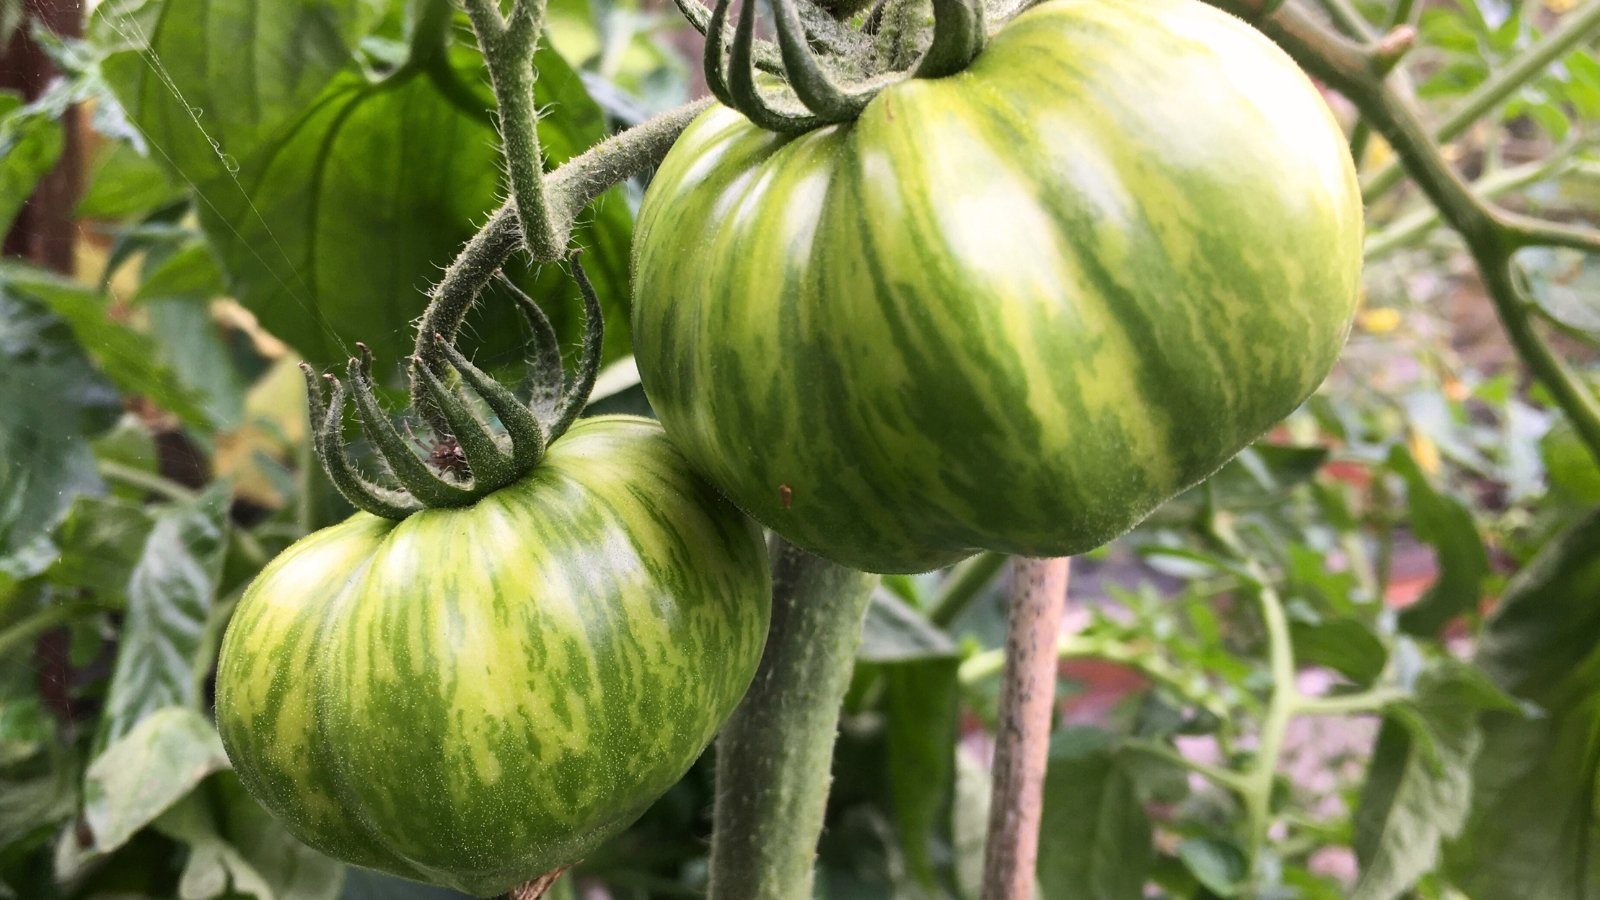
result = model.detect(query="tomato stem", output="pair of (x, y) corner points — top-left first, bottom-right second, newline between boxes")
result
(707, 540), (878, 900)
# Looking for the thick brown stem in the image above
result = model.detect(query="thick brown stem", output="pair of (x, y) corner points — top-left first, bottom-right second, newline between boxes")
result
(980, 557), (1071, 900)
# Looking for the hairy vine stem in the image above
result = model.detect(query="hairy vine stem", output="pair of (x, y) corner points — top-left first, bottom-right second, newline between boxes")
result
(406, 96), (712, 431)
(707, 540), (879, 900)
(1200, 0), (1600, 467)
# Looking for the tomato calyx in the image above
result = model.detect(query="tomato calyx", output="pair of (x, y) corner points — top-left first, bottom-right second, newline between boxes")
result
(690, 0), (987, 134)
(301, 258), (604, 520)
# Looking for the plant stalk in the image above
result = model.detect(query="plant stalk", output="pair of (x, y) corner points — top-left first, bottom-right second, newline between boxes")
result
(707, 539), (879, 900)
(979, 557), (1070, 900)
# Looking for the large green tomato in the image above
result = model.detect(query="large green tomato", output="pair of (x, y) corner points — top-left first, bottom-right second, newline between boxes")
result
(631, 0), (1363, 573)
(214, 417), (770, 897)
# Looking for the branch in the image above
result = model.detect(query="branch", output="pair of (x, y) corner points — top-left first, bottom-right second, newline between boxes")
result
(980, 557), (1070, 900)
(1360, 0), (1600, 201)
(707, 540), (878, 900)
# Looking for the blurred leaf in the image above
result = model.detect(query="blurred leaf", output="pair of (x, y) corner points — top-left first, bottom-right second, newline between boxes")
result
(1037, 732), (1153, 900)
(133, 239), (227, 302)
(46, 495), (154, 606)
(340, 869), (476, 900)
(1176, 837), (1247, 898)
(1476, 508), (1600, 704)
(1448, 693), (1600, 899)
(0, 92), (65, 235)
(859, 591), (957, 663)
(1448, 509), (1600, 896)
(97, 485), (230, 747)
(1156, 444), (1328, 523)
(0, 272), (120, 559)
(83, 706), (229, 854)
(1388, 446), (1489, 636)
(1517, 247), (1600, 336)
(0, 756), (77, 868)
(950, 749), (990, 900)
(1289, 614), (1388, 687)
(882, 659), (958, 892)
(156, 772), (342, 900)
(77, 137), (185, 219)
(1352, 662), (1515, 900)
(1, 264), (211, 427)
(89, 0), (371, 184)
(1542, 420), (1600, 503)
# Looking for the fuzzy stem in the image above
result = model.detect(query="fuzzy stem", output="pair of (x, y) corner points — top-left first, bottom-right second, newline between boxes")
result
(707, 540), (879, 900)
(979, 557), (1070, 900)
(462, 0), (558, 260)
(407, 97), (713, 430)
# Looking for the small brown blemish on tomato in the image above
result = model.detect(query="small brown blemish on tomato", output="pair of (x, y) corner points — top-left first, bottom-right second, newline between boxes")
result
(779, 484), (793, 509)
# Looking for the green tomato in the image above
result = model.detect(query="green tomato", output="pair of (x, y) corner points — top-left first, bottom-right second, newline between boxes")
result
(631, 0), (1363, 574)
(214, 416), (770, 896)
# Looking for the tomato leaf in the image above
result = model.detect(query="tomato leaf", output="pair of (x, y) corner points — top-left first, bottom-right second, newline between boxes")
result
(0, 91), (65, 235)
(96, 485), (230, 748)
(155, 772), (344, 900)
(1388, 446), (1489, 636)
(45, 495), (154, 607)
(88, 0), (372, 184)
(192, 48), (632, 375)
(1351, 661), (1515, 900)
(1037, 729), (1154, 900)
(0, 273), (120, 564)
(1445, 509), (1600, 898)
(83, 706), (229, 854)
(1, 263), (212, 428)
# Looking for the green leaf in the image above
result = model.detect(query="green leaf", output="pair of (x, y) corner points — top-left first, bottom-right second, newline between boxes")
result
(135, 242), (251, 429)
(1447, 694), (1600, 899)
(1387, 446), (1489, 636)
(155, 772), (343, 900)
(77, 138), (185, 219)
(89, 0), (371, 184)
(0, 91), (65, 235)
(1543, 420), (1600, 504)
(1175, 837), (1247, 898)
(882, 659), (959, 891)
(1155, 443), (1328, 523)
(857, 592), (960, 891)
(1289, 614), (1388, 687)
(97, 485), (230, 747)
(45, 494), (154, 606)
(83, 706), (229, 854)
(0, 274), (120, 559)
(1351, 662), (1513, 900)
(1037, 733), (1154, 900)
(1476, 509), (1600, 705)
(1517, 247), (1600, 336)
(859, 590), (958, 663)
(0, 263), (211, 427)
(1445, 510), (1600, 897)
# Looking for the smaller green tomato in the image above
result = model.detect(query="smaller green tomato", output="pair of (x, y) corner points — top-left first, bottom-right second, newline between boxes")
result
(214, 416), (771, 897)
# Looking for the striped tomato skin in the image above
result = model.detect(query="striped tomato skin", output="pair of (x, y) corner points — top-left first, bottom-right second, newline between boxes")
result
(214, 416), (771, 896)
(631, 0), (1363, 574)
